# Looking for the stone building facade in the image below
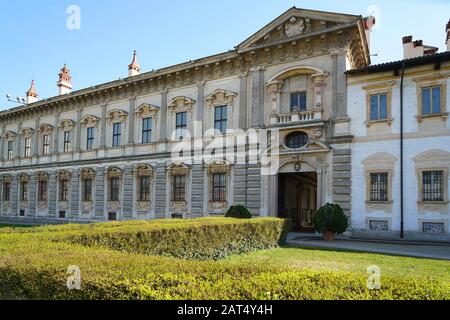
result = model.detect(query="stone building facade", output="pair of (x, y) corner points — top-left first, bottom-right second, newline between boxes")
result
(0, 8), (371, 229)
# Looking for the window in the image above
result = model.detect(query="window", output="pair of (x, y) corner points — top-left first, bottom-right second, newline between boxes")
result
(370, 93), (388, 120)
(38, 180), (48, 202)
(3, 182), (10, 201)
(59, 179), (69, 201)
(112, 123), (121, 147)
(422, 86), (441, 115)
(172, 175), (186, 202)
(138, 176), (151, 201)
(370, 173), (389, 201)
(142, 117), (152, 144)
(86, 127), (94, 150)
(82, 178), (93, 202)
(212, 173), (227, 202)
(42, 135), (50, 155)
(290, 92), (307, 112)
(63, 131), (71, 153)
(109, 177), (120, 201)
(422, 171), (444, 202)
(422, 222), (445, 234)
(20, 181), (28, 201)
(59, 211), (66, 219)
(7, 141), (14, 159)
(214, 106), (227, 134)
(286, 132), (309, 149)
(24, 138), (31, 157)
(175, 112), (187, 140)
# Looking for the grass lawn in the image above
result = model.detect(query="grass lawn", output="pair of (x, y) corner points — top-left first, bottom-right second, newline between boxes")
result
(226, 247), (450, 283)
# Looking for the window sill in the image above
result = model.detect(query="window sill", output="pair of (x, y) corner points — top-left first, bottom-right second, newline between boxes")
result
(365, 118), (393, 127)
(366, 200), (393, 205)
(416, 112), (448, 123)
(418, 201), (449, 205)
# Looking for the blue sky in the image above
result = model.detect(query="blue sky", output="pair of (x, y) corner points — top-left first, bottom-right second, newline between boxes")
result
(0, 0), (448, 110)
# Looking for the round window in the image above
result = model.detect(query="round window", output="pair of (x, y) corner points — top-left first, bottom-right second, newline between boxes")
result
(286, 132), (309, 149)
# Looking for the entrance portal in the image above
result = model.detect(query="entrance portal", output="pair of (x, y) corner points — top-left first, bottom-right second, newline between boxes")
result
(278, 172), (318, 232)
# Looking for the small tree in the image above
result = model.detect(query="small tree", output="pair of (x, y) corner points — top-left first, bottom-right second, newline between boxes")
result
(225, 205), (252, 219)
(313, 203), (348, 240)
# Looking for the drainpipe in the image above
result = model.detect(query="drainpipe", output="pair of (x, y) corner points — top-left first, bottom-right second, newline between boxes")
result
(400, 61), (405, 239)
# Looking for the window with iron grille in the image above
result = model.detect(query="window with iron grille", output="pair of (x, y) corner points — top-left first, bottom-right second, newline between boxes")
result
(112, 123), (121, 147)
(212, 173), (227, 202)
(7, 141), (14, 159)
(422, 86), (441, 115)
(422, 171), (444, 202)
(290, 92), (307, 112)
(3, 182), (10, 201)
(42, 135), (50, 155)
(63, 131), (71, 152)
(82, 178), (93, 202)
(369, 93), (388, 120)
(109, 177), (120, 201)
(59, 179), (69, 201)
(24, 138), (31, 157)
(370, 173), (389, 201)
(286, 132), (309, 149)
(214, 106), (227, 134)
(86, 127), (94, 150)
(139, 176), (151, 201)
(20, 181), (28, 201)
(175, 112), (187, 140)
(172, 175), (186, 202)
(142, 117), (152, 144)
(38, 180), (48, 202)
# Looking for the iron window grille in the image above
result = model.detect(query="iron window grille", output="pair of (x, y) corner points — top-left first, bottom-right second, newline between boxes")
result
(422, 171), (444, 202)
(286, 132), (309, 149)
(3, 182), (10, 201)
(109, 177), (120, 201)
(82, 178), (93, 202)
(59, 179), (69, 201)
(139, 176), (151, 201)
(370, 173), (389, 201)
(211, 173), (227, 202)
(20, 181), (28, 201)
(172, 175), (186, 202)
(38, 180), (47, 202)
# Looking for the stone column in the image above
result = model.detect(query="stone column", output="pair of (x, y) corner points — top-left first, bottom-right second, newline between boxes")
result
(99, 105), (107, 148)
(33, 117), (40, 157)
(250, 67), (265, 128)
(28, 174), (37, 216)
(54, 112), (60, 153)
(48, 171), (57, 216)
(196, 82), (205, 134)
(128, 98), (136, 144)
(75, 109), (82, 153)
(191, 164), (204, 216)
(239, 73), (248, 130)
(16, 122), (22, 159)
(159, 91), (168, 141)
(269, 174), (278, 218)
(95, 167), (105, 219)
(332, 51), (348, 118)
(154, 162), (167, 219)
(122, 165), (134, 219)
(11, 174), (18, 216)
(70, 170), (80, 218)
(0, 126), (5, 162)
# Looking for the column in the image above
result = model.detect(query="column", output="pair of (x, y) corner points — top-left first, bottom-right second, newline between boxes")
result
(99, 105), (107, 148)
(128, 98), (136, 145)
(75, 109), (82, 153)
(0, 126), (4, 162)
(95, 167), (105, 219)
(154, 162), (167, 219)
(191, 164), (204, 216)
(122, 165), (134, 219)
(11, 174), (18, 216)
(239, 73), (248, 130)
(16, 122), (22, 159)
(196, 82), (205, 133)
(54, 112), (60, 153)
(48, 171), (57, 216)
(33, 117), (40, 157)
(159, 91), (168, 141)
(28, 174), (37, 216)
(250, 67), (265, 128)
(70, 170), (80, 218)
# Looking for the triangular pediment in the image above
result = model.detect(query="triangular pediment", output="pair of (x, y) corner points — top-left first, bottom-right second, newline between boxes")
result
(237, 7), (362, 52)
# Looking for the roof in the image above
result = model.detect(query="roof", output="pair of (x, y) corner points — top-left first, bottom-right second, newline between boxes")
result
(346, 51), (450, 75)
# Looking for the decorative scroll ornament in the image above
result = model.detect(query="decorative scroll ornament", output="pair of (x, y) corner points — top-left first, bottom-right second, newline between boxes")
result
(80, 115), (100, 127)
(285, 17), (306, 38)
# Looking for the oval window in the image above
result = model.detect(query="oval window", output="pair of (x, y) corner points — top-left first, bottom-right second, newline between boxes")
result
(286, 132), (309, 149)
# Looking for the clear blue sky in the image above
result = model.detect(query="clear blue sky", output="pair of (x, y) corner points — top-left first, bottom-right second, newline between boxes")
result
(0, 0), (448, 110)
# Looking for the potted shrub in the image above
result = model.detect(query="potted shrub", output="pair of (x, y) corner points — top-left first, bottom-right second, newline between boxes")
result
(225, 205), (252, 219)
(313, 203), (348, 241)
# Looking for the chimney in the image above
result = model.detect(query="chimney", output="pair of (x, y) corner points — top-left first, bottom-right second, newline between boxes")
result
(25, 80), (38, 104)
(128, 50), (141, 77)
(403, 36), (424, 59)
(57, 64), (72, 95)
(446, 20), (450, 51)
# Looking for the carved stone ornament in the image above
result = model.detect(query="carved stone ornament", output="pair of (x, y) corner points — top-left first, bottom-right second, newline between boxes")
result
(107, 167), (123, 178)
(135, 103), (160, 118)
(205, 160), (231, 174)
(107, 109), (128, 122)
(82, 201), (94, 212)
(79, 168), (96, 179)
(3, 131), (17, 141)
(168, 96), (195, 113)
(107, 201), (120, 210)
(205, 89), (238, 107)
(57, 170), (71, 180)
(58, 119), (76, 132)
(80, 115), (101, 127)
(19, 128), (34, 139)
(19, 174), (29, 182)
(285, 17), (306, 38)
(38, 124), (54, 135)
(137, 201), (151, 210)
(36, 172), (49, 181)
(134, 164), (154, 177)
(167, 162), (190, 176)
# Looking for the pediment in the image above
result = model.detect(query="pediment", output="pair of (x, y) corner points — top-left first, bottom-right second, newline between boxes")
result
(237, 7), (361, 52)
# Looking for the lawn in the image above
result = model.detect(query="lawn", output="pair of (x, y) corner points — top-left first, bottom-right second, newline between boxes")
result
(0, 218), (448, 300)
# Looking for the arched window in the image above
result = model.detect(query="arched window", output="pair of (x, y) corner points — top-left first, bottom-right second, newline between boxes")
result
(286, 132), (309, 149)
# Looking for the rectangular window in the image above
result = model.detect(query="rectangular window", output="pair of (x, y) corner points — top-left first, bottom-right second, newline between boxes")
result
(82, 178), (93, 202)
(24, 138), (31, 157)
(369, 93), (388, 121)
(20, 181), (28, 201)
(214, 106), (228, 134)
(3, 182), (10, 201)
(38, 180), (48, 202)
(172, 175), (186, 202)
(142, 117), (152, 144)
(109, 177), (120, 201)
(86, 127), (94, 150)
(290, 92), (307, 112)
(7, 141), (14, 159)
(59, 179), (69, 202)
(422, 171), (444, 202)
(42, 135), (50, 155)
(370, 173), (389, 202)
(112, 123), (121, 147)
(212, 173), (227, 202)
(63, 131), (71, 153)
(139, 176), (151, 201)
(422, 86), (441, 115)
(175, 112), (187, 140)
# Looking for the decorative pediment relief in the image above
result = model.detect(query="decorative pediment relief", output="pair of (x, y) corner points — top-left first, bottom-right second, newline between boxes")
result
(79, 168), (96, 179)
(363, 152), (398, 168)
(36, 172), (49, 181)
(168, 96), (195, 113)
(3, 130), (17, 141)
(134, 164), (154, 177)
(19, 174), (29, 182)
(204, 159), (231, 174)
(38, 123), (54, 135)
(135, 103), (160, 118)
(58, 119), (76, 132)
(57, 170), (71, 180)
(167, 162), (190, 176)
(107, 109), (128, 122)
(80, 115), (100, 127)
(19, 128), (34, 139)
(2, 175), (12, 183)
(205, 89), (238, 107)
(413, 149), (450, 167)
(106, 166), (123, 177)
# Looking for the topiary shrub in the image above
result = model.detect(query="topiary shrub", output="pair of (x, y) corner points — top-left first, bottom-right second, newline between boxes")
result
(313, 203), (348, 235)
(225, 205), (252, 219)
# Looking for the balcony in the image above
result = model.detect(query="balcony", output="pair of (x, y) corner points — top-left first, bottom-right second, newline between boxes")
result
(269, 109), (324, 126)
